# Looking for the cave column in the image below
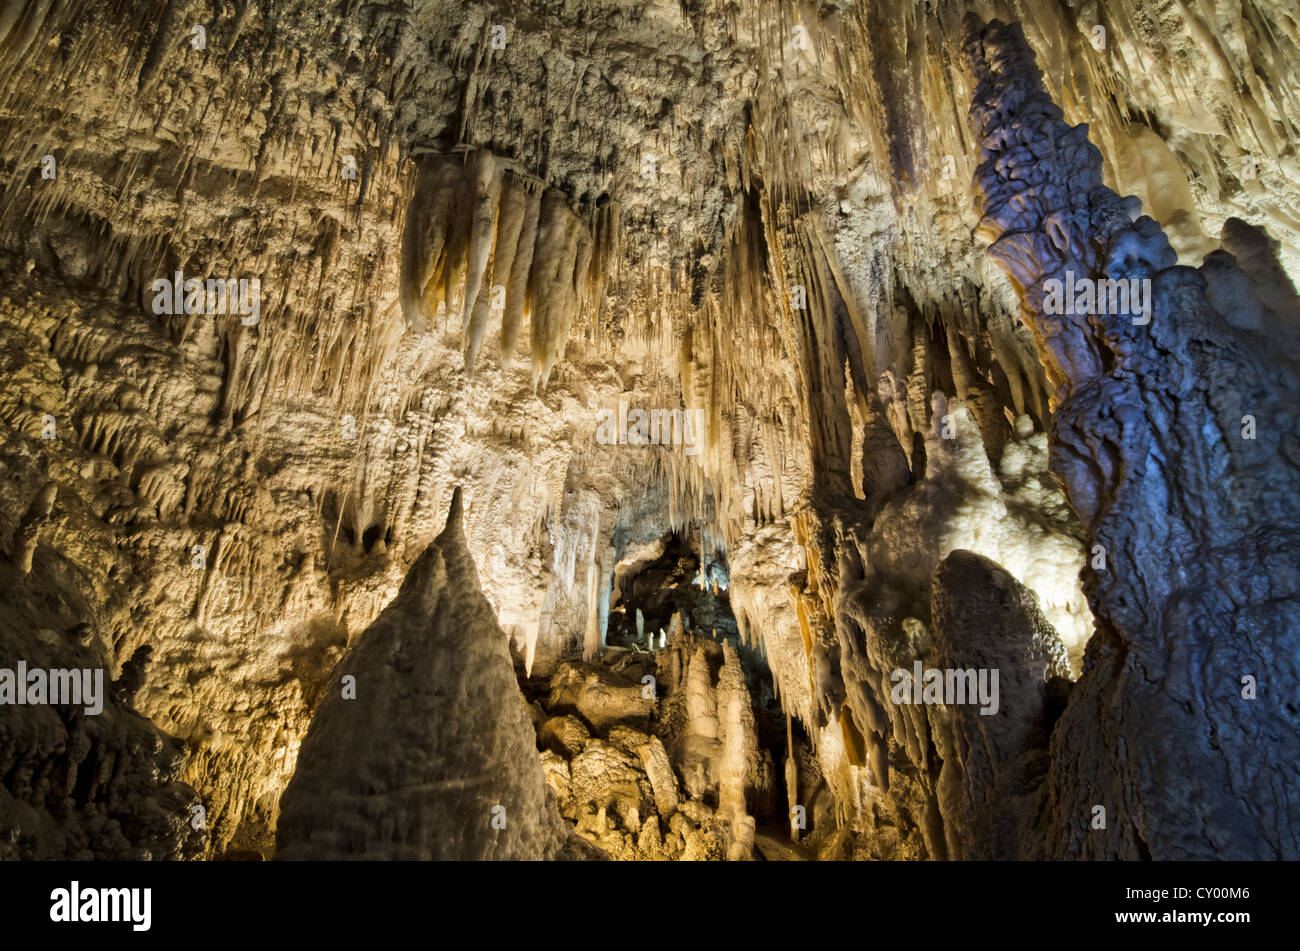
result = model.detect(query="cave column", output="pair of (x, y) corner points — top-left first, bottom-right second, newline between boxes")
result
(964, 15), (1300, 858)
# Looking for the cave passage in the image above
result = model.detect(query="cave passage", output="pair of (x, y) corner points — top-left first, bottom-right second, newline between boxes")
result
(518, 525), (824, 860)
(0, 0), (1297, 877)
(605, 531), (735, 650)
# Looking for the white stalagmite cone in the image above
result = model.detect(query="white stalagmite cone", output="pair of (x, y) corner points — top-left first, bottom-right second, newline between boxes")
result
(582, 513), (603, 661)
(685, 646), (718, 739)
(717, 642), (757, 856)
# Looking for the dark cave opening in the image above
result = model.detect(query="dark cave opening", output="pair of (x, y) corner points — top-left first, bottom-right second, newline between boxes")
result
(605, 531), (735, 649)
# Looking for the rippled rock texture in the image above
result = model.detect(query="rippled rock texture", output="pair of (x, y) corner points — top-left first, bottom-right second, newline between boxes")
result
(1, 0), (1297, 859)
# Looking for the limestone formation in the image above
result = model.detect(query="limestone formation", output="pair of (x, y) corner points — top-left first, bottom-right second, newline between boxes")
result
(1, 0), (1297, 865)
(274, 490), (569, 860)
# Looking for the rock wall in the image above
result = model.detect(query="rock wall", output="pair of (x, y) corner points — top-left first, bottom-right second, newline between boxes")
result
(964, 14), (1300, 859)
(0, 0), (1297, 859)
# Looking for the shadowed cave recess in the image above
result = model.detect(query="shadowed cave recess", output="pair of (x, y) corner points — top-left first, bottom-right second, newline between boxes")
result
(0, 0), (1298, 864)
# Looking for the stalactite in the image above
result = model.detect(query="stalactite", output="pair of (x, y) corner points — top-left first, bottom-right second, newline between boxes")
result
(2, 0), (1298, 866)
(501, 184), (541, 370)
(460, 150), (500, 338)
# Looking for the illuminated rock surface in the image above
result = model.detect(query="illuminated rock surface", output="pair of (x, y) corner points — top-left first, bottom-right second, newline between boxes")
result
(275, 489), (571, 860)
(0, 0), (1297, 860)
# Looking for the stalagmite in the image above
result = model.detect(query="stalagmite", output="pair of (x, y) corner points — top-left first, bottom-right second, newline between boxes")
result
(684, 646), (718, 740)
(638, 736), (678, 819)
(928, 550), (1070, 859)
(785, 713), (800, 840)
(716, 642), (759, 859)
(275, 490), (572, 860)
